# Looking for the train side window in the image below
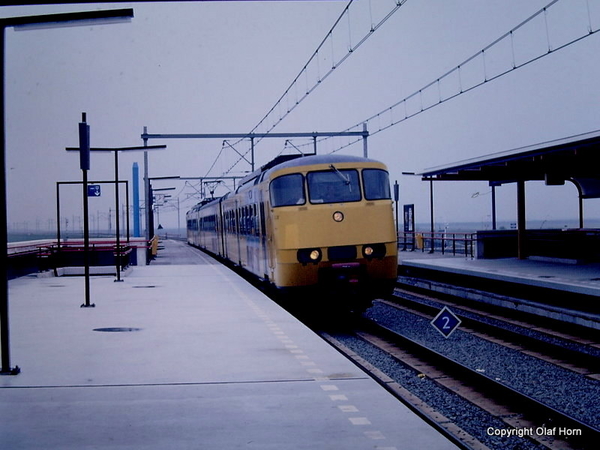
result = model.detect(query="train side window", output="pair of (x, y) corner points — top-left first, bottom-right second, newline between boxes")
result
(270, 174), (305, 207)
(363, 169), (391, 200)
(307, 169), (361, 204)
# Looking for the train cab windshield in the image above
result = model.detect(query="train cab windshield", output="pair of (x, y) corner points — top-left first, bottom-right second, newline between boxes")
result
(363, 169), (391, 200)
(270, 167), (391, 207)
(270, 173), (306, 207)
(308, 169), (360, 203)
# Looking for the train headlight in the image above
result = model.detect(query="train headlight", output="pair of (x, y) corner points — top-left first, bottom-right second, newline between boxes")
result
(297, 248), (322, 264)
(333, 211), (344, 222)
(362, 243), (386, 259)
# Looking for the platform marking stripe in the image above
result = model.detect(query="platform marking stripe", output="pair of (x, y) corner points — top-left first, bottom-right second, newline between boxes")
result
(349, 417), (371, 426)
(231, 283), (394, 448)
(338, 405), (359, 413)
(364, 431), (386, 440)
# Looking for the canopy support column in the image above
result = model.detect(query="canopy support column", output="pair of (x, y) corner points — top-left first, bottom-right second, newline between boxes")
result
(517, 180), (527, 260)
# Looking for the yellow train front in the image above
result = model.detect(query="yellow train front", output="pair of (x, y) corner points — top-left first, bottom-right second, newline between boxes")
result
(263, 154), (397, 308)
(187, 154), (398, 311)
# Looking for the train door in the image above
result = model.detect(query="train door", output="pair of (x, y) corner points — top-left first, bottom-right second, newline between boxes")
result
(223, 208), (230, 259)
(246, 202), (258, 275)
(235, 201), (242, 266)
(222, 198), (234, 262)
(265, 195), (276, 280)
(218, 200), (225, 257)
(259, 194), (268, 280)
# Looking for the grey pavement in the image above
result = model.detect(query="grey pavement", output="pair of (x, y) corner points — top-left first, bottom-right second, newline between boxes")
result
(1, 240), (457, 450)
(400, 251), (600, 297)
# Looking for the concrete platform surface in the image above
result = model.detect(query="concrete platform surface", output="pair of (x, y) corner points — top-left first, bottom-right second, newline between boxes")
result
(400, 251), (600, 297)
(1, 246), (457, 449)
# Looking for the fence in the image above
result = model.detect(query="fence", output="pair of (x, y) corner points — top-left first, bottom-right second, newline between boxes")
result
(7, 237), (150, 279)
(398, 231), (476, 258)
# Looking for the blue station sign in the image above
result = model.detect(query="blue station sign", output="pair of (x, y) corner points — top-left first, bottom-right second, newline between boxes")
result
(431, 306), (462, 338)
(87, 184), (101, 197)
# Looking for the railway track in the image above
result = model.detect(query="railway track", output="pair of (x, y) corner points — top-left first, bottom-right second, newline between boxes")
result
(389, 287), (600, 375)
(314, 292), (600, 450)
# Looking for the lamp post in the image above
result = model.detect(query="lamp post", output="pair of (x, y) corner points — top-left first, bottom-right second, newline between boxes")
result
(1, 8), (134, 375)
(79, 113), (93, 307)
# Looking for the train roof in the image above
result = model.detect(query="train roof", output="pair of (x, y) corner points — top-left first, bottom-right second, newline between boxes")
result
(264, 153), (382, 175)
(188, 154), (386, 213)
(235, 153), (385, 193)
(188, 197), (220, 213)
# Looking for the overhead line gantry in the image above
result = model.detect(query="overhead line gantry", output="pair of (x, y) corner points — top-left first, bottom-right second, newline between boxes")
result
(141, 128), (370, 172)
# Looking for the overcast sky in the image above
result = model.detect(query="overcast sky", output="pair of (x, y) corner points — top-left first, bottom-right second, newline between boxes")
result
(3, 0), (600, 236)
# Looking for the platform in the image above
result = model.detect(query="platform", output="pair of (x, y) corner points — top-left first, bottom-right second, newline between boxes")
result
(400, 252), (600, 297)
(1, 241), (457, 449)
(398, 251), (600, 329)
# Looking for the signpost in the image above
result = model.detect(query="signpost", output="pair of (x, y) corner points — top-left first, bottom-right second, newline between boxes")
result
(431, 306), (462, 338)
(79, 113), (94, 308)
(66, 145), (166, 278)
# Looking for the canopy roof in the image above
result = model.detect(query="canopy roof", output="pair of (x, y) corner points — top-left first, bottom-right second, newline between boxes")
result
(419, 130), (600, 198)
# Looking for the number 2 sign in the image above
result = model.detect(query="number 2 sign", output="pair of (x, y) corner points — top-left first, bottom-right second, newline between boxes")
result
(431, 306), (462, 338)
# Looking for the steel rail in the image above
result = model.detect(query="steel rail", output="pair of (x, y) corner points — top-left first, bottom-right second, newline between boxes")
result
(388, 291), (600, 374)
(360, 314), (599, 448)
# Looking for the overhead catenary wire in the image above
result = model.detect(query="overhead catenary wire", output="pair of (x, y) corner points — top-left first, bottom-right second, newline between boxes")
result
(311, 0), (600, 154)
(208, 0), (408, 180)
(199, 0), (596, 198)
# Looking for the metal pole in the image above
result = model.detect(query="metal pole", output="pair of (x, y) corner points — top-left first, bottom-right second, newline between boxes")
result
(429, 178), (435, 253)
(177, 197), (180, 237)
(56, 183), (61, 247)
(0, 26), (19, 375)
(1, 7), (133, 376)
(517, 180), (527, 260)
(577, 185), (584, 229)
(132, 162), (140, 237)
(491, 184), (497, 230)
(82, 166), (93, 307)
(143, 127), (150, 264)
(114, 150), (122, 282)
(394, 180), (399, 243)
(125, 181), (130, 242)
(250, 137), (255, 172)
(362, 122), (368, 158)
(80, 113), (94, 308)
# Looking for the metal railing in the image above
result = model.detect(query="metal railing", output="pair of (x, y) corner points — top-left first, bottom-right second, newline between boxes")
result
(398, 231), (476, 258)
(7, 238), (151, 279)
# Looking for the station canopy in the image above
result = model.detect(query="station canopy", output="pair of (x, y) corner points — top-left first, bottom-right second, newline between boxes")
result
(419, 129), (600, 199)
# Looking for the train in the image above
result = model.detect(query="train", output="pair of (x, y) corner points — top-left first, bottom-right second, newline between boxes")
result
(186, 153), (397, 310)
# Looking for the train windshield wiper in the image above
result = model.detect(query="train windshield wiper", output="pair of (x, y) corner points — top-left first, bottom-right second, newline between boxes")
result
(329, 164), (350, 186)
